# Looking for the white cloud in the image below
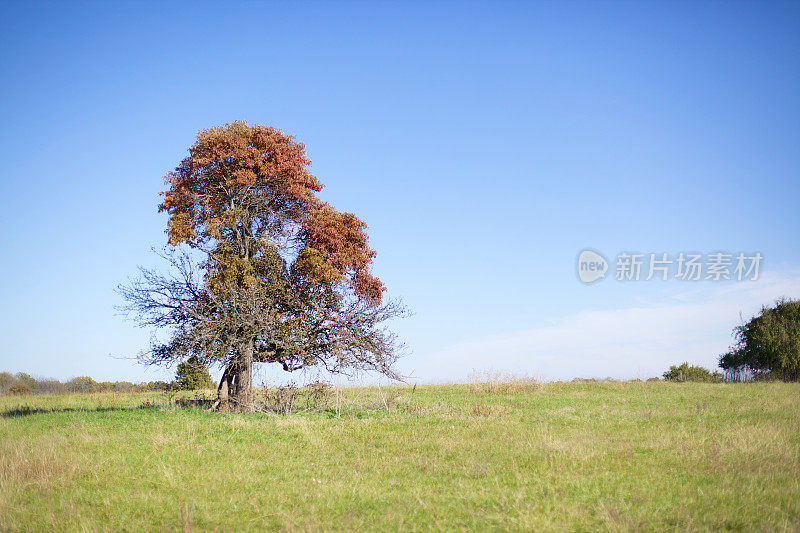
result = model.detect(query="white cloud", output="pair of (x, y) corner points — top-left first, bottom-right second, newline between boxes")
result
(409, 272), (800, 382)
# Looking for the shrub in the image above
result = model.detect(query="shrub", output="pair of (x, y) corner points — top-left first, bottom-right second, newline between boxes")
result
(112, 381), (135, 393)
(14, 372), (36, 389)
(66, 376), (99, 393)
(0, 372), (15, 394)
(663, 363), (723, 383)
(306, 381), (332, 410)
(96, 381), (135, 393)
(33, 379), (67, 395)
(268, 382), (300, 415)
(135, 380), (172, 392)
(8, 382), (33, 395)
(174, 357), (215, 391)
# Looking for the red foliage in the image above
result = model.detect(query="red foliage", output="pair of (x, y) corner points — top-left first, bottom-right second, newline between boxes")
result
(159, 121), (384, 303)
(296, 204), (385, 303)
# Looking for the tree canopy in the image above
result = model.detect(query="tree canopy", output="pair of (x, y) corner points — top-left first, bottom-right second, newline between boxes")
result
(160, 121), (384, 302)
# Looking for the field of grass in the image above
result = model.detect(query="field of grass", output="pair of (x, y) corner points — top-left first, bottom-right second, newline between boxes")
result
(1, 381), (799, 531)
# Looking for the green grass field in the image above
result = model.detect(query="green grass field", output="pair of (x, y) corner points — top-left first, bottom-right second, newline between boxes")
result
(1, 381), (798, 531)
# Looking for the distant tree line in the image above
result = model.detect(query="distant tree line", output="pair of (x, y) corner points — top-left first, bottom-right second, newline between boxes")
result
(0, 373), (171, 395)
(0, 358), (214, 396)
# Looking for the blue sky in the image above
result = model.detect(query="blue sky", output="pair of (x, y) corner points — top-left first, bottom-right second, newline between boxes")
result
(0, 1), (798, 383)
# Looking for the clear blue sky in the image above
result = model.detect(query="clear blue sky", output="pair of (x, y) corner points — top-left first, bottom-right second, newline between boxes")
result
(1, 1), (798, 383)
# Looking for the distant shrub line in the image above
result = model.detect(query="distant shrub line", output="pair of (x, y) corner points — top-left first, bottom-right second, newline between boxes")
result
(0, 372), (178, 396)
(1, 355), (216, 396)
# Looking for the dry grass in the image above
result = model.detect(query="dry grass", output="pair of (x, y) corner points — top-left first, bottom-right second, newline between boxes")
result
(468, 369), (544, 394)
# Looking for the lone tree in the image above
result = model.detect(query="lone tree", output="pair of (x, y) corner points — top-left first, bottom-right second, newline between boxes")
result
(719, 298), (800, 382)
(174, 356), (215, 391)
(121, 122), (404, 411)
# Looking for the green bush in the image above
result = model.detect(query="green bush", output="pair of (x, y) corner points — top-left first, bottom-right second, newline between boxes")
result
(174, 357), (215, 391)
(66, 376), (99, 393)
(663, 363), (723, 383)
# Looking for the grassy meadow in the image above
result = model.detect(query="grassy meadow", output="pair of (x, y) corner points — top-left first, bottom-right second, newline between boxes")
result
(1, 380), (798, 531)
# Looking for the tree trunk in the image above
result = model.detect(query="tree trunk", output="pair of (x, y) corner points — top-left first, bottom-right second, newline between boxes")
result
(211, 342), (254, 412)
(231, 340), (254, 412)
(211, 365), (233, 412)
